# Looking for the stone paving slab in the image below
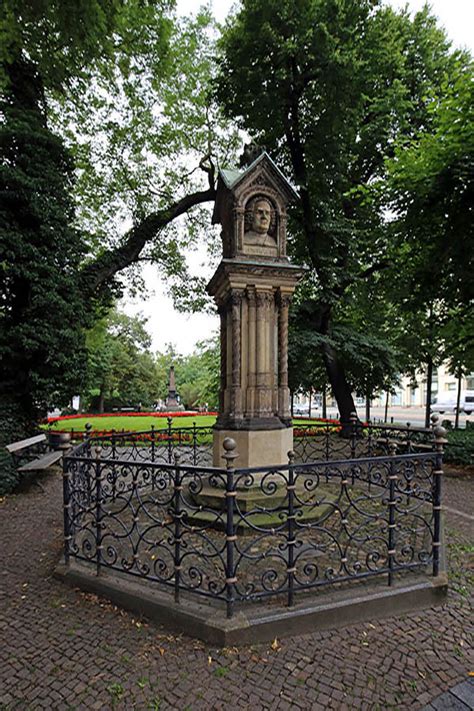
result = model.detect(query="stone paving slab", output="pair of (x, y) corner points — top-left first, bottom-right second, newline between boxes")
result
(451, 678), (474, 707)
(0, 470), (473, 710)
(422, 679), (474, 711)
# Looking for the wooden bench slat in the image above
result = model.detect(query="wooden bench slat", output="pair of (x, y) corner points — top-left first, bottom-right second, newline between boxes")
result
(18, 450), (63, 472)
(6, 434), (47, 454)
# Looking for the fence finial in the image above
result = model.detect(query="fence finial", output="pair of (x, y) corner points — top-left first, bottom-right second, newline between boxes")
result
(174, 451), (181, 466)
(389, 440), (398, 456)
(287, 450), (295, 464)
(430, 413), (439, 427)
(85, 423), (92, 438)
(222, 437), (238, 468)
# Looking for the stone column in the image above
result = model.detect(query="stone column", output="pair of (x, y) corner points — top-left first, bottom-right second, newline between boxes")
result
(245, 288), (257, 417)
(278, 292), (291, 419)
(256, 290), (273, 416)
(218, 304), (227, 413)
(234, 207), (245, 253)
(230, 290), (243, 419)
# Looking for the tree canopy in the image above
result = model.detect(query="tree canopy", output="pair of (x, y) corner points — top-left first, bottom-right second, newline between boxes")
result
(216, 0), (470, 421)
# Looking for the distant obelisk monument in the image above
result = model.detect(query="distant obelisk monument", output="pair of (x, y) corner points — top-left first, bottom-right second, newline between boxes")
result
(208, 150), (304, 466)
(165, 365), (183, 411)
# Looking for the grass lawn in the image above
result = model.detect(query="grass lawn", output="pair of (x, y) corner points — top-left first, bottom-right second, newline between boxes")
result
(46, 415), (326, 433)
(46, 415), (218, 432)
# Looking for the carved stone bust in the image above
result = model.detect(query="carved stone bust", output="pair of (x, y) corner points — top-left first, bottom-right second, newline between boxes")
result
(212, 152), (298, 261)
(244, 196), (277, 247)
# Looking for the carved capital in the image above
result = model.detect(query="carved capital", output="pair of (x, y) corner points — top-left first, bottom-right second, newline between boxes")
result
(277, 291), (292, 308)
(256, 290), (274, 307)
(230, 289), (245, 308)
(246, 287), (256, 306)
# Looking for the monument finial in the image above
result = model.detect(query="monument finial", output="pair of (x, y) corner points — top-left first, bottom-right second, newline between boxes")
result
(239, 142), (265, 168)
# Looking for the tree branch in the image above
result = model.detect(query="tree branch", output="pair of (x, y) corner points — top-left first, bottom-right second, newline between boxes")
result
(80, 184), (216, 296)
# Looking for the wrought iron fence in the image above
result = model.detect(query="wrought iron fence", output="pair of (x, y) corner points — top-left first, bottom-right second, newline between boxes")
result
(63, 424), (446, 618)
(64, 419), (214, 466)
(293, 414), (436, 464)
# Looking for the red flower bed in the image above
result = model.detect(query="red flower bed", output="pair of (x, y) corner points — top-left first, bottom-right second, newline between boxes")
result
(52, 429), (192, 442)
(46, 411), (217, 424)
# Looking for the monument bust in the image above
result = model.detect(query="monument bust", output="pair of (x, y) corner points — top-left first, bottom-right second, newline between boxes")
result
(244, 196), (277, 247)
(212, 151), (297, 261)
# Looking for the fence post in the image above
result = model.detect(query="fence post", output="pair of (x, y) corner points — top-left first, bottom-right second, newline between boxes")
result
(94, 445), (103, 577)
(222, 438), (238, 619)
(150, 424), (156, 463)
(62, 453), (72, 566)
(85, 422), (92, 450)
(173, 452), (182, 603)
(193, 420), (197, 465)
(387, 441), (398, 587)
(110, 428), (117, 501)
(287, 450), (296, 607)
(85, 423), (92, 501)
(432, 424), (447, 577)
(167, 416), (173, 463)
(350, 412), (358, 484)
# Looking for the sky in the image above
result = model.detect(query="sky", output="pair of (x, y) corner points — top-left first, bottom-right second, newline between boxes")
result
(122, 0), (474, 355)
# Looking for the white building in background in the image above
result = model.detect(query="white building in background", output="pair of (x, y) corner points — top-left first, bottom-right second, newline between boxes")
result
(293, 366), (474, 412)
(373, 366), (474, 408)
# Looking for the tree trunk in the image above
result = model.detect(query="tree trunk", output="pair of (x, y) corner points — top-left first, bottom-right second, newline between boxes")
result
(308, 387), (312, 417)
(384, 390), (389, 423)
(425, 356), (433, 429)
(455, 370), (462, 430)
(98, 384), (106, 414)
(321, 341), (358, 430)
(322, 383), (327, 419)
(365, 384), (371, 423)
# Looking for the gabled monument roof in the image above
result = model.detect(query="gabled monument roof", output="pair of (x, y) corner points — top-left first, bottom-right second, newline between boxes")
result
(219, 151), (298, 201)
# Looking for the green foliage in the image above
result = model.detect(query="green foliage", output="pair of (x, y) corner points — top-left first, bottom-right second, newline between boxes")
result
(82, 312), (220, 413)
(216, 0), (467, 419)
(384, 64), (474, 377)
(0, 0), (172, 91)
(54, 8), (239, 303)
(0, 403), (30, 494)
(444, 428), (474, 467)
(387, 65), (473, 309)
(0, 62), (93, 418)
(83, 309), (159, 411)
(155, 337), (220, 410)
(1, 2), (223, 492)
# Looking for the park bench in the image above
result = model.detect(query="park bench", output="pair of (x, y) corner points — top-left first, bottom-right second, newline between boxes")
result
(5, 433), (64, 491)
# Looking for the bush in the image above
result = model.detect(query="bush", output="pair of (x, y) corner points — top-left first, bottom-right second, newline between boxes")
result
(0, 404), (32, 494)
(444, 428), (474, 466)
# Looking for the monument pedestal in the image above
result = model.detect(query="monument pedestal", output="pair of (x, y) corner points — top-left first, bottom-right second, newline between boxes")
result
(212, 426), (293, 468)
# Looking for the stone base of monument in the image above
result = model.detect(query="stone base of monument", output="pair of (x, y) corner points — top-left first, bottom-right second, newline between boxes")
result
(187, 426), (294, 516)
(193, 480), (287, 514)
(212, 426), (293, 468)
(187, 481), (338, 534)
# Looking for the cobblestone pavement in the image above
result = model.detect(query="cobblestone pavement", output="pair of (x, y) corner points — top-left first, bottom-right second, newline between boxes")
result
(0, 469), (472, 710)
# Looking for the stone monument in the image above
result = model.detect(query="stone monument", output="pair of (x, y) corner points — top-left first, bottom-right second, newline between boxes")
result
(164, 365), (183, 411)
(208, 151), (305, 467)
